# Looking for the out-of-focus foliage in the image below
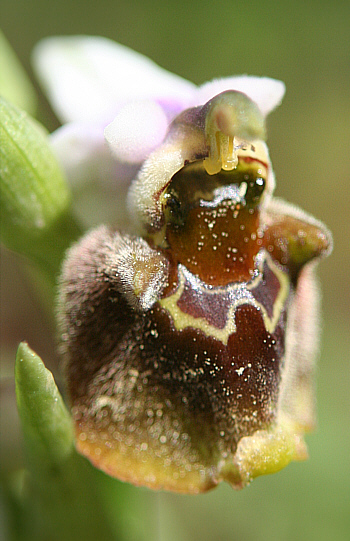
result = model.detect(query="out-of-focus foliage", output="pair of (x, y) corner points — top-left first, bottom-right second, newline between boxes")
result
(0, 30), (37, 115)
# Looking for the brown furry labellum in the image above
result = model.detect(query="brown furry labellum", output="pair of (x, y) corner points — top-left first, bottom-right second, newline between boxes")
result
(57, 90), (332, 493)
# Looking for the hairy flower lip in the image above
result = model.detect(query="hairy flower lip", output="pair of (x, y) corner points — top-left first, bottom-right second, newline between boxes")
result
(57, 180), (332, 494)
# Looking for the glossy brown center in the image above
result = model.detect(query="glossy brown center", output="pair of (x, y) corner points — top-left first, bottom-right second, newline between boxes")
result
(161, 160), (266, 285)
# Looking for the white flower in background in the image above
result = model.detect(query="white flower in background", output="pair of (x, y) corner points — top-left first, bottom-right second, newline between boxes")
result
(32, 36), (285, 228)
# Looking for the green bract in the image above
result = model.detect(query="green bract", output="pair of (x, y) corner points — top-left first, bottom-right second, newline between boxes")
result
(14, 343), (116, 541)
(0, 97), (80, 278)
(15, 342), (74, 465)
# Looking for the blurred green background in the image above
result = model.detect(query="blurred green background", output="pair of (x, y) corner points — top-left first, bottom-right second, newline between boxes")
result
(1, 1), (349, 540)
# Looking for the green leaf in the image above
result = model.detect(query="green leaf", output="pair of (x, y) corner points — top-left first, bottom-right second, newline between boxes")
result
(0, 97), (81, 281)
(15, 342), (118, 541)
(0, 30), (37, 115)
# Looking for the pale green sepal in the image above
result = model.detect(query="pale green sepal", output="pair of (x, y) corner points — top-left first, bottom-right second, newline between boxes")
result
(0, 30), (37, 115)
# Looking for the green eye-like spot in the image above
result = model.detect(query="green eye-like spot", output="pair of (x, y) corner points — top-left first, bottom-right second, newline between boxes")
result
(162, 191), (186, 227)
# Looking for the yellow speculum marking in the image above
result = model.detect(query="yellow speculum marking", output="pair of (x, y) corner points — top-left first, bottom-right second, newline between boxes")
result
(159, 253), (289, 345)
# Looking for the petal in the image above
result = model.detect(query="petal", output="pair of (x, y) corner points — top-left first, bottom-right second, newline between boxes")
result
(196, 76), (286, 117)
(50, 123), (138, 228)
(32, 36), (196, 124)
(50, 123), (118, 187)
(104, 100), (169, 164)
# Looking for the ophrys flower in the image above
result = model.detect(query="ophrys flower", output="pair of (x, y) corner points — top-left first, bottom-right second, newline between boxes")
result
(35, 36), (332, 493)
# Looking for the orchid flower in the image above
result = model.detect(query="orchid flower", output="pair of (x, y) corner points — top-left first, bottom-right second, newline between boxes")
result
(32, 36), (285, 228)
(31, 36), (332, 494)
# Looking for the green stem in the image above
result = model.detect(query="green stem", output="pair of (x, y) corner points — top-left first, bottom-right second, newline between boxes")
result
(25, 209), (83, 289)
